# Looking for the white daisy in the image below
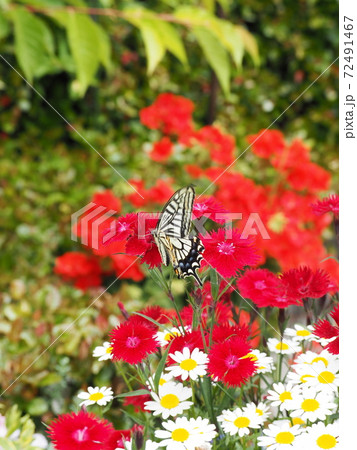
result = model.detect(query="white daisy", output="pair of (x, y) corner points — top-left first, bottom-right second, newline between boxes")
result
(243, 401), (270, 422)
(257, 422), (303, 449)
(293, 422), (339, 449)
(146, 372), (173, 391)
(287, 360), (339, 392)
(266, 382), (301, 411)
(92, 341), (113, 361)
(155, 416), (216, 450)
(166, 347), (208, 381)
(77, 386), (113, 407)
(144, 382), (193, 419)
(267, 338), (301, 355)
(289, 386), (336, 423)
(293, 350), (338, 368)
(244, 349), (275, 374)
(284, 324), (314, 342)
(217, 406), (262, 437)
(155, 326), (189, 347)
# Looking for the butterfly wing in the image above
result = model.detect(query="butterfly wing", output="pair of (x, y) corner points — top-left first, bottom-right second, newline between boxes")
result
(155, 186), (195, 238)
(171, 236), (204, 287)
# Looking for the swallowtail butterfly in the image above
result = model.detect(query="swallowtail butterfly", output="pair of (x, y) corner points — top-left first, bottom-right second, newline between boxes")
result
(152, 186), (204, 286)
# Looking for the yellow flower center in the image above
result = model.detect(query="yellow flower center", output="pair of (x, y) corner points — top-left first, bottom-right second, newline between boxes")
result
(297, 329), (310, 336)
(244, 353), (258, 361)
(258, 366), (266, 370)
(316, 434), (337, 449)
(268, 212), (288, 233)
(89, 392), (104, 402)
(318, 371), (335, 384)
(172, 428), (189, 442)
(233, 417), (250, 428)
(279, 391), (292, 402)
(300, 374), (314, 383)
(256, 408), (263, 416)
(301, 398), (319, 412)
(160, 394), (180, 409)
(276, 431), (295, 444)
(159, 378), (167, 386)
(275, 342), (289, 351)
(106, 346), (113, 354)
(180, 358), (197, 371)
(292, 417), (305, 426)
(164, 332), (179, 341)
(311, 356), (329, 367)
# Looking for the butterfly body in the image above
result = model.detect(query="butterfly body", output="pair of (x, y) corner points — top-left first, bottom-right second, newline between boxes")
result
(152, 186), (204, 286)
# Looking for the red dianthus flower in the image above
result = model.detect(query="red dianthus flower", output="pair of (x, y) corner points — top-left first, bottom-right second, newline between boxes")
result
(47, 410), (113, 450)
(201, 228), (260, 278)
(247, 129), (285, 159)
(311, 194), (339, 218)
(110, 322), (159, 364)
(279, 266), (331, 301)
(208, 337), (256, 387)
(193, 197), (229, 224)
(237, 269), (280, 308)
(149, 137), (174, 162)
(313, 305), (339, 354)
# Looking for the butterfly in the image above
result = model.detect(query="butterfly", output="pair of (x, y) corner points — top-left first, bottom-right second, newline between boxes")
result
(152, 185), (204, 286)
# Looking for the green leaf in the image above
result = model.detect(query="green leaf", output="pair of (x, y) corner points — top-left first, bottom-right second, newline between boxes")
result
(193, 26), (230, 95)
(10, 7), (55, 81)
(154, 20), (188, 67)
(65, 12), (109, 95)
(237, 25), (260, 66)
(210, 267), (219, 300)
(115, 388), (150, 398)
(0, 11), (10, 40)
(154, 341), (173, 392)
(216, 22), (245, 69)
(131, 18), (166, 74)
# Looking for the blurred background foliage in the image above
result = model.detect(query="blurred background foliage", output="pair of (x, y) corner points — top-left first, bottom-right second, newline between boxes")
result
(0, 0), (337, 440)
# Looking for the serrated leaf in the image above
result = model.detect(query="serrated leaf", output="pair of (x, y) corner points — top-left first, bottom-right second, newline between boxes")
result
(193, 26), (230, 95)
(10, 8), (55, 81)
(237, 25), (260, 66)
(65, 12), (107, 95)
(154, 20), (188, 67)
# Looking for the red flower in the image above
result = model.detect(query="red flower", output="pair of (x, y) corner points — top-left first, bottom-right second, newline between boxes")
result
(92, 190), (121, 212)
(130, 306), (173, 330)
(167, 330), (208, 364)
(104, 430), (131, 450)
(181, 299), (232, 328)
(125, 214), (162, 268)
(54, 252), (102, 290)
(286, 162), (331, 192)
(208, 337), (256, 387)
(237, 269), (280, 308)
(313, 305), (339, 354)
(280, 266), (331, 301)
(149, 137), (174, 162)
(111, 253), (145, 282)
(201, 228), (260, 278)
(140, 93), (194, 135)
(123, 393), (151, 413)
(247, 129), (285, 158)
(212, 324), (250, 343)
(193, 197), (229, 224)
(110, 322), (159, 364)
(184, 126), (235, 165)
(311, 194), (339, 218)
(47, 410), (113, 450)
(146, 179), (174, 204)
(104, 213), (137, 244)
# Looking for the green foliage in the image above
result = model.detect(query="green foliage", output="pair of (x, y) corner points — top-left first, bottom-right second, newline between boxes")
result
(0, 406), (44, 450)
(1, 1), (259, 95)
